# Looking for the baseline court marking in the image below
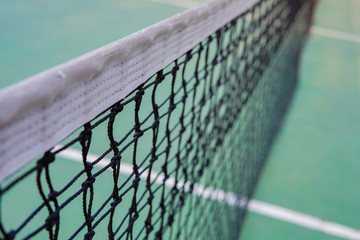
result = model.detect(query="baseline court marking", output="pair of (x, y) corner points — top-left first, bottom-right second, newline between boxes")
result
(147, 0), (200, 9)
(149, 0), (360, 45)
(56, 147), (248, 208)
(311, 26), (360, 44)
(248, 200), (360, 240)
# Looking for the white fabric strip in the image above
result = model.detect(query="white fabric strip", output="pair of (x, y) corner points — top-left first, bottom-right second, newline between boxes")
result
(0, 0), (259, 182)
(60, 147), (360, 239)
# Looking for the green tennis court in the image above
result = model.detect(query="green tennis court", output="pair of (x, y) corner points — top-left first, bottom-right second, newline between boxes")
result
(0, 0), (359, 239)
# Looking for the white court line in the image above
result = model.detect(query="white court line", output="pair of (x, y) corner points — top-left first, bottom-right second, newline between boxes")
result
(311, 26), (360, 44)
(148, 0), (200, 9)
(147, 0), (360, 45)
(56, 147), (248, 208)
(57, 147), (360, 239)
(249, 200), (360, 240)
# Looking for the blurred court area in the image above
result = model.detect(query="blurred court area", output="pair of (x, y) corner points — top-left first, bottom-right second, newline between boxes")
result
(0, 0), (359, 239)
(241, 0), (360, 239)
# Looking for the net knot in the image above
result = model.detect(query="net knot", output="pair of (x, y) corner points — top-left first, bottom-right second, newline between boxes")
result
(189, 183), (194, 193)
(45, 212), (59, 231)
(133, 130), (144, 139)
(212, 58), (217, 66)
(165, 129), (171, 138)
(112, 103), (124, 113)
(155, 231), (162, 239)
(216, 29), (222, 37)
(179, 192), (185, 204)
(48, 191), (59, 202)
(186, 144), (193, 153)
(157, 73), (165, 83)
(147, 194), (154, 203)
(171, 65), (180, 74)
(181, 94), (187, 103)
(167, 214), (174, 225)
(198, 43), (204, 52)
(145, 222), (153, 233)
(80, 126), (92, 141)
(82, 176), (95, 188)
(171, 186), (178, 195)
(84, 230), (95, 240)
(165, 145), (171, 155)
(111, 155), (121, 168)
(209, 87), (214, 96)
(131, 212), (139, 222)
(133, 176), (141, 188)
(37, 152), (55, 167)
(110, 197), (122, 207)
(162, 172), (169, 182)
(136, 89), (145, 97)
(84, 161), (93, 171)
(205, 158), (210, 167)
(5, 230), (15, 240)
(159, 200), (165, 211)
(180, 127), (186, 134)
(152, 119), (160, 129)
(169, 103), (176, 112)
(150, 155), (158, 163)
(185, 52), (192, 61)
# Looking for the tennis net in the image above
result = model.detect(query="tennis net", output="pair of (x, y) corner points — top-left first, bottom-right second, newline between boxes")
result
(0, 0), (316, 239)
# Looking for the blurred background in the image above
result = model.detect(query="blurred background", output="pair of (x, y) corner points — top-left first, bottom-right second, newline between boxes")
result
(242, 0), (360, 239)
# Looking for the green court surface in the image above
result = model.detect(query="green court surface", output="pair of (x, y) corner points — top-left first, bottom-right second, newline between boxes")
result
(241, 0), (360, 239)
(0, 0), (189, 88)
(1, 0), (359, 239)
(242, 213), (341, 240)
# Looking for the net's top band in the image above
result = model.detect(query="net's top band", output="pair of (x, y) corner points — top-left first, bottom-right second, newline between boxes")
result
(0, 0), (259, 182)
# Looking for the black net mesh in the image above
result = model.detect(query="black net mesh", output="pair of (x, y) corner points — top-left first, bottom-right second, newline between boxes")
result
(0, 0), (316, 239)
